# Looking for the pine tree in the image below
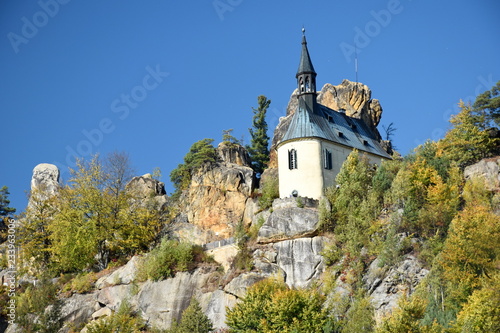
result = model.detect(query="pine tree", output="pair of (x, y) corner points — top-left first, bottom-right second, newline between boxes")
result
(247, 95), (271, 176)
(0, 185), (16, 244)
(438, 101), (498, 168)
(170, 138), (216, 196)
(168, 298), (213, 333)
(0, 186), (16, 217)
(472, 80), (500, 128)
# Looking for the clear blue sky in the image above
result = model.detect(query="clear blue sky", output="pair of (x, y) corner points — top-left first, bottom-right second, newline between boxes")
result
(1, 0), (499, 213)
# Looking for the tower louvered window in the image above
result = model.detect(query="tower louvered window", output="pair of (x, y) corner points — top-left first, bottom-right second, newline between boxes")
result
(324, 149), (332, 170)
(288, 149), (297, 169)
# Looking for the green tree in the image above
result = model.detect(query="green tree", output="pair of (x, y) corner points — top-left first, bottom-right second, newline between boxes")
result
(438, 101), (498, 168)
(136, 239), (195, 282)
(43, 154), (163, 273)
(167, 298), (213, 333)
(0, 186), (16, 244)
(376, 295), (436, 333)
(341, 293), (375, 333)
(0, 186), (16, 218)
(439, 204), (500, 308)
(247, 95), (271, 176)
(332, 150), (375, 254)
(226, 278), (329, 333)
(19, 187), (58, 272)
(170, 139), (216, 196)
(451, 273), (500, 333)
(222, 128), (241, 147)
(472, 80), (500, 128)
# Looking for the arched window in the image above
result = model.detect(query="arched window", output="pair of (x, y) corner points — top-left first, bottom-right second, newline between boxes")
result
(305, 76), (310, 92)
(300, 78), (304, 92)
(288, 149), (297, 169)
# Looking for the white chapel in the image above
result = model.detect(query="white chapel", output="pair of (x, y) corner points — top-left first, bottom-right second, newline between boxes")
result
(276, 31), (392, 200)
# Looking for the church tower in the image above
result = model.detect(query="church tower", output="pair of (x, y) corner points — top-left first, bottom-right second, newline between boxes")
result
(296, 28), (318, 114)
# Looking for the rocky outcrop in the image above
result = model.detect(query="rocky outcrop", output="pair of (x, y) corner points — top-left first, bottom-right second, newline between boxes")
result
(59, 293), (96, 330)
(126, 173), (168, 209)
(224, 272), (267, 298)
(257, 199), (320, 243)
(217, 142), (252, 166)
(30, 163), (60, 199)
(317, 80), (383, 135)
(127, 174), (166, 198)
(51, 264), (236, 332)
(178, 144), (255, 242)
(95, 255), (142, 289)
(464, 156), (500, 191)
(273, 237), (326, 288)
(363, 255), (429, 323)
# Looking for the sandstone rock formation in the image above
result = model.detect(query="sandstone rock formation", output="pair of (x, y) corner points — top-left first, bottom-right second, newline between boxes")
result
(176, 143), (255, 242)
(59, 266), (235, 331)
(363, 255), (429, 323)
(30, 163), (60, 198)
(274, 237), (326, 288)
(126, 173), (168, 209)
(317, 80), (383, 134)
(464, 156), (500, 191)
(217, 141), (252, 166)
(257, 198), (319, 243)
(126, 174), (166, 198)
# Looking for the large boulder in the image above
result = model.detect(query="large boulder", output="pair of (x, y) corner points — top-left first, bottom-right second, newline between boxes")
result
(126, 174), (166, 198)
(126, 174), (168, 209)
(59, 293), (96, 331)
(257, 199), (319, 243)
(30, 163), (60, 197)
(224, 272), (267, 299)
(464, 156), (500, 191)
(217, 142), (252, 167)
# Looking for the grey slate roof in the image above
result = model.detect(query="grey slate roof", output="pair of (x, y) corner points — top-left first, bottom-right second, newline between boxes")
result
(297, 35), (315, 75)
(280, 101), (392, 159)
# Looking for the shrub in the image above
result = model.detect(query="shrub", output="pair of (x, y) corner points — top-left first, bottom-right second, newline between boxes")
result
(166, 298), (213, 333)
(85, 300), (145, 333)
(136, 239), (195, 282)
(63, 272), (97, 294)
(258, 175), (279, 210)
(226, 278), (329, 332)
(15, 278), (63, 332)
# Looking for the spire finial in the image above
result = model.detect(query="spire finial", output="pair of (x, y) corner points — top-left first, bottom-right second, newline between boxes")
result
(302, 26), (305, 35)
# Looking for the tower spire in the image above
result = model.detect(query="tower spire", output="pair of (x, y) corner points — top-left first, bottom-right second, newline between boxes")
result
(296, 28), (317, 112)
(296, 28), (316, 79)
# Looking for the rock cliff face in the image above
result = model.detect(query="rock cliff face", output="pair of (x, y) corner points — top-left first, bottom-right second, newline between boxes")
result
(464, 156), (500, 191)
(317, 80), (383, 135)
(269, 79), (385, 167)
(175, 143), (255, 243)
(363, 255), (429, 323)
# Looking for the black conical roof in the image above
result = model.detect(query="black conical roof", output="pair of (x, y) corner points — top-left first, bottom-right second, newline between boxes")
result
(296, 34), (316, 76)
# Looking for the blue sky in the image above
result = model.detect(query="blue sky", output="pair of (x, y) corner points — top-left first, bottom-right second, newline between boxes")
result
(1, 0), (499, 213)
